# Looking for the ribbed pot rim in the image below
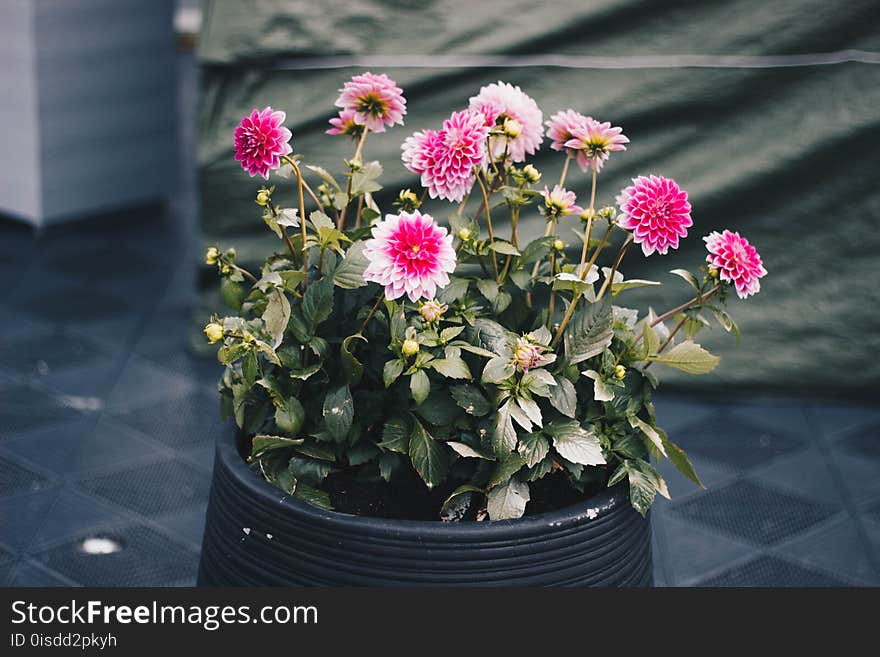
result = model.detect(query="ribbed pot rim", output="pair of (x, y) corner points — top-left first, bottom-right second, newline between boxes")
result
(217, 423), (631, 540)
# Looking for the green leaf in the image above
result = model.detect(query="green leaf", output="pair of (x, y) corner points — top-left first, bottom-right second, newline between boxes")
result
(347, 441), (380, 466)
(410, 370), (431, 405)
(262, 288), (291, 348)
(378, 416), (409, 453)
(304, 164), (342, 192)
(545, 420), (606, 466)
(288, 455), (334, 486)
(260, 452), (297, 494)
(669, 268), (700, 291)
(322, 386), (353, 441)
(583, 369), (614, 402)
(294, 441), (336, 462)
(629, 415), (666, 457)
(440, 326), (465, 342)
(648, 340), (720, 374)
(486, 478), (530, 520)
(221, 277), (245, 310)
(429, 357), (472, 380)
(289, 362), (322, 381)
(487, 452), (526, 488)
(519, 236), (554, 264)
(618, 460), (659, 517)
(517, 433), (550, 468)
(482, 356), (515, 384)
(303, 278), (334, 327)
(548, 375), (577, 418)
(292, 482), (333, 510)
(275, 397), (305, 435)
(453, 343), (498, 358)
(440, 485), (484, 520)
(409, 418), (449, 489)
(492, 290), (512, 314)
(641, 320), (660, 358)
(515, 396), (543, 429)
(333, 241), (369, 289)
(563, 295), (613, 365)
(468, 318), (511, 356)
(350, 161), (383, 195)
(279, 270), (308, 293)
(489, 240), (521, 256)
(447, 442), (494, 460)
(379, 452), (403, 481)
(450, 384), (492, 417)
(661, 432), (704, 488)
(437, 277), (469, 304)
(340, 334), (366, 385)
(415, 388), (460, 426)
(250, 434), (305, 459)
(242, 350), (260, 387)
(476, 278), (499, 303)
(709, 306), (741, 343)
(383, 359), (404, 387)
(492, 400), (518, 453)
(309, 210), (335, 231)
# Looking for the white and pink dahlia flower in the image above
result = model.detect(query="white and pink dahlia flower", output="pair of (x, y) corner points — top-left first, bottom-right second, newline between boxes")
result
(233, 107), (293, 179)
(704, 230), (767, 299)
(363, 210), (457, 302)
(469, 82), (543, 163)
(564, 118), (628, 172)
(541, 184), (584, 218)
(401, 110), (489, 202)
(618, 175), (692, 256)
(546, 109), (589, 154)
(334, 72), (406, 133)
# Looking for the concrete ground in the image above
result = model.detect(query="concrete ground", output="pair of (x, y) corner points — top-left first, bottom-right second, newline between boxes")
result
(1, 53), (878, 587)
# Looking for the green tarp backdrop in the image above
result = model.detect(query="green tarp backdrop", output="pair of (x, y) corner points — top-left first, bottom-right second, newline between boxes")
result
(196, 0), (880, 395)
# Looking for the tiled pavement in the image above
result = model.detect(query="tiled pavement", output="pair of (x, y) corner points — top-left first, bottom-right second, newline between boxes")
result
(1, 55), (879, 587)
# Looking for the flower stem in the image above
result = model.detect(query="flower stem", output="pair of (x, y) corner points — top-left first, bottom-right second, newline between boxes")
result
(281, 156), (322, 211)
(595, 233), (633, 301)
(558, 153), (572, 187)
(291, 161), (309, 288)
(358, 292), (385, 335)
(546, 251), (557, 331)
(339, 128), (370, 230)
(632, 284), (722, 345)
(475, 170), (500, 284)
(577, 168), (598, 272)
(267, 199), (298, 262)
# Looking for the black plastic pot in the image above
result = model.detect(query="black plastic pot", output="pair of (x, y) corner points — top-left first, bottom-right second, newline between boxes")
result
(198, 425), (653, 586)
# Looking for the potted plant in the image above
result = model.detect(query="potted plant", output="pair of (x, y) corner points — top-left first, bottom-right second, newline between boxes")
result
(198, 74), (767, 586)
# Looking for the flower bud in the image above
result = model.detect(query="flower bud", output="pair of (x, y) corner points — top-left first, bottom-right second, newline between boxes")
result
(503, 118), (523, 138)
(522, 164), (541, 184)
(614, 364), (627, 380)
(553, 239), (566, 252)
(419, 299), (448, 323)
(402, 339), (420, 356)
(580, 208), (596, 222)
(220, 264), (231, 275)
(204, 323), (224, 344)
(256, 188), (271, 206)
(396, 188), (421, 212)
(514, 337), (552, 372)
(598, 205), (616, 220)
(708, 267), (719, 279)
(205, 247), (220, 266)
(457, 227), (472, 242)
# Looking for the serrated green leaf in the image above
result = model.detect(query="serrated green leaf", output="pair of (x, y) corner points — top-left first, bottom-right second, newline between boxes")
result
(221, 277), (245, 310)
(440, 485), (484, 520)
(262, 288), (290, 349)
(669, 268), (700, 291)
(378, 416), (409, 453)
(383, 359), (404, 388)
(429, 357), (472, 380)
(492, 400), (518, 454)
(437, 277), (469, 304)
(548, 375), (577, 418)
(482, 356), (515, 384)
(661, 432), (703, 488)
(487, 452), (525, 488)
(275, 397), (305, 435)
(333, 241), (369, 289)
(450, 384), (492, 417)
(490, 240), (521, 256)
(304, 164), (342, 192)
(250, 434), (305, 460)
(545, 420), (605, 466)
(288, 455), (334, 486)
(476, 278), (499, 302)
(468, 318), (511, 356)
(292, 482), (333, 510)
(629, 415), (666, 456)
(410, 370), (430, 404)
(517, 432), (550, 468)
(649, 340), (720, 374)
(519, 236), (554, 264)
(302, 278), (333, 327)
(563, 295), (613, 365)
(242, 350), (260, 387)
(322, 385), (353, 441)
(447, 442), (494, 460)
(409, 418), (449, 489)
(340, 334), (366, 385)
(486, 478), (530, 520)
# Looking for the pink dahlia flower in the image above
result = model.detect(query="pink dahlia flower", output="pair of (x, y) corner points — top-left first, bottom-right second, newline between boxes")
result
(564, 118), (629, 172)
(334, 72), (406, 133)
(468, 81), (543, 163)
(704, 230), (767, 299)
(546, 109), (589, 154)
(233, 107), (293, 179)
(618, 175), (692, 256)
(401, 110), (489, 202)
(326, 108), (364, 138)
(363, 210), (457, 302)
(541, 184), (584, 218)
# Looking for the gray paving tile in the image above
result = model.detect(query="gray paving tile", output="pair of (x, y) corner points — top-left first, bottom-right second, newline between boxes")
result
(656, 514), (755, 586)
(669, 478), (840, 546)
(652, 396), (721, 433)
(0, 487), (60, 551)
(829, 449), (880, 504)
(0, 455), (57, 497)
(836, 422), (880, 462)
(726, 399), (815, 442)
(809, 403), (880, 441)
(777, 518), (879, 585)
(0, 384), (90, 437)
(749, 445), (843, 504)
(32, 524), (198, 586)
(105, 356), (198, 413)
(110, 389), (223, 451)
(696, 554), (855, 587)
(6, 559), (76, 587)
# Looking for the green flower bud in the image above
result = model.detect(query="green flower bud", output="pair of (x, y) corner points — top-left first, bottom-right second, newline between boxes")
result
(402, 339), (420, 356)
(553, 239), (566, 252)
(457, 227), (472, 241)
(256, 188), (271, 206)
(614, 364), (627, 380)
(503, 118), (523, 138)
(205, 247), (220, 266)
(708, 267), (720, 279)
(580, 208), (596, 222)
(204, 323), (224, 344)
(522, 164), (541, 184)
